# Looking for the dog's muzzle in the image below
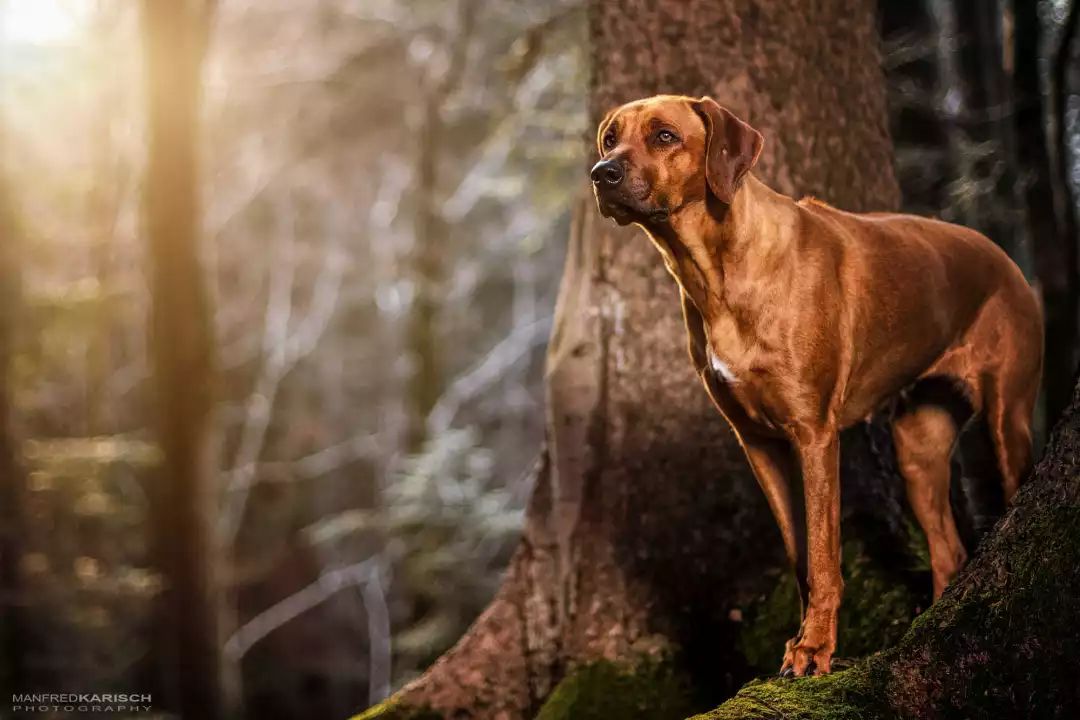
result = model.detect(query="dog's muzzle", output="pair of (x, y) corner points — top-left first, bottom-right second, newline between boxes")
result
(591, 162), (669, 225)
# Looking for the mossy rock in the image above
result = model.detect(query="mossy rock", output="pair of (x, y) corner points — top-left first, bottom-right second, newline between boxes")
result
(737, 539), (926, 674)
(536, 659), (697, 720)
(690, 666), (894, 720)
(349, 699), (442, 720)
(695, 499), (1080, 718)
(350, 658), (695, 720)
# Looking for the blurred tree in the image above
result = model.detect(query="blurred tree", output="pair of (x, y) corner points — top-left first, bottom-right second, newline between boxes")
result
(0, 133), (27, 704)
(879, 0), (1030, 258)
(361, 1), (923, 717)
(139, 0), (234, 718)
(879, 0), (949, 217)
(932, 0), (1030, 271)
(1039, 0), (1080, 424)
(83, 1), (128, 437)
(1014, 0), (1076, 428)
(404, 0), (478, 453)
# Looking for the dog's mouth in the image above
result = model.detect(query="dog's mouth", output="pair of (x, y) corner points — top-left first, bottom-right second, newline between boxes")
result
(600, 199), (635, 224)
(596, 195), (669, 226)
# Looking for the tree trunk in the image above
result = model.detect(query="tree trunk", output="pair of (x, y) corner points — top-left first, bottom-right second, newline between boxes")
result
(403, 0), (479, 452)
(1014, 0), (1078, 430)
(1042, 0), (1080, 425)
(404, 92), (450, 453)
(879, 0), (949, 218)
(140, 1), (234, 717)
(358, 1), (907, 718)
(926, 0), (1032, 272)
(0, 135), (26, 706)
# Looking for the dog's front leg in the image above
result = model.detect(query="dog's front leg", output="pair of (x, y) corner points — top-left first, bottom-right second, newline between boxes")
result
(782, 430), (842, 677)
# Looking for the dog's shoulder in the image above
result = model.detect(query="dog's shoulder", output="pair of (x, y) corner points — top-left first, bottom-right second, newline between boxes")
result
(796, 195), (832, 209)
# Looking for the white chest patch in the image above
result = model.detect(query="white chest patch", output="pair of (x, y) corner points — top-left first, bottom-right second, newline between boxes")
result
(708, 347), (739, 384)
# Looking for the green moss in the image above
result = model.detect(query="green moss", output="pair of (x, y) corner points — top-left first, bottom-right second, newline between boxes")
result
(736, 570), (800, 672)
(902, 518), (932, 574)
(836, 541), (922, 658)
(349, 699), (441, 720)
(737, 541), (922, 674)
(536, 659), (696, 720)
(691, 665), (896, 720)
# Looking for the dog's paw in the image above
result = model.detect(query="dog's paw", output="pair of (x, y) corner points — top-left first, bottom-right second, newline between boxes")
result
(779, 637), (832, 677)
(790, 648), (831, 676)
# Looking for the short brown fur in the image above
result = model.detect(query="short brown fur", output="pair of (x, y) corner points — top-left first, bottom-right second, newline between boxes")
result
(590, 95), (1043, 677)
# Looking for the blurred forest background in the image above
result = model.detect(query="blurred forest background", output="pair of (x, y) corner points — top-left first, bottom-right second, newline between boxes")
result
(0, 1), (1079, 719)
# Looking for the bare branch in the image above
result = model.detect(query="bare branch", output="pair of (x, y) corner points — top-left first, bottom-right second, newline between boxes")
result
(219, 196), (346, 543)
(217, 195), (297, 542)
(225, 433), (382, 493)
(442, 63), (558, 222)
(363, 567), (392, 705)
(426, 315), (552, 436)
(223, 557), (383, 662)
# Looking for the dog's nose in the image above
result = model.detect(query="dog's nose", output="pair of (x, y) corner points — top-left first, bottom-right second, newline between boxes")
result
(590, 159), (624, 187)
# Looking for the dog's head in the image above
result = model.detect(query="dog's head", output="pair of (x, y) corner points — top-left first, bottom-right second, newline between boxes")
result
(591, 95), (764, 226)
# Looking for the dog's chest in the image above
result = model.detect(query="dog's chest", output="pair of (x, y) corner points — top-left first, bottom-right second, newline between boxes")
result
(704, 340), (783, 430)
(707, 347), (739, 384)
(703, 317), (753, 386)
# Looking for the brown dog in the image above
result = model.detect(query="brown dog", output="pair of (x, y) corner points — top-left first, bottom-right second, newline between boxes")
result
(590, 95), (1043, 677)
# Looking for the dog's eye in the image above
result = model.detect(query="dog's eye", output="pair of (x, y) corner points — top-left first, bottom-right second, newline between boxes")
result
(656, 130), (678, 144)
(602, 131), (617, 151)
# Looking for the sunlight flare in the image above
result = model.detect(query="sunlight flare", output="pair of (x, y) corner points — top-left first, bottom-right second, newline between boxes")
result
(2, 0), (86, 45)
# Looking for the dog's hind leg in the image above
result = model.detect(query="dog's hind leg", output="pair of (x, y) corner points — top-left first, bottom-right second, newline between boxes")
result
(983, 366), (1038, 503)
(893, 403), (967, 598)
(964, 288), (1042, 503)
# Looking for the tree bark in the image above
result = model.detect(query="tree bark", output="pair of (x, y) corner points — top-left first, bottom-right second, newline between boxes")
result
(140, 1), (234, 717)
(358, 1), (907, 718)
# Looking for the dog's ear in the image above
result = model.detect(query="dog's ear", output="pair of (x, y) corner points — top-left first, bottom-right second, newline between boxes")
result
(596, 107), (618, 157)
(691, 97), (764, 204)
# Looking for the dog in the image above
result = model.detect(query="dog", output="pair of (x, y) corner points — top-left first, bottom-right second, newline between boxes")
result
(590, 95), (1043, 677)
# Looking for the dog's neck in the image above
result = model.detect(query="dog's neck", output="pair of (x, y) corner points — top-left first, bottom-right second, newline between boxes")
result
(641, 174), (799, 320)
